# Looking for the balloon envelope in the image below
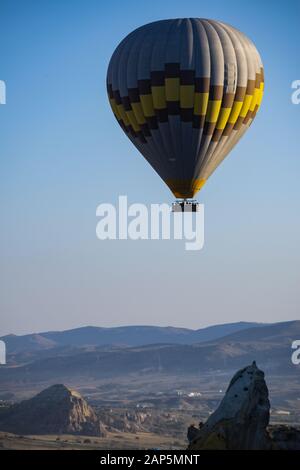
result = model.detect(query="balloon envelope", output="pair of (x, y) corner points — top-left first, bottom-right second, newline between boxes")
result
(107, 18), (264, 198)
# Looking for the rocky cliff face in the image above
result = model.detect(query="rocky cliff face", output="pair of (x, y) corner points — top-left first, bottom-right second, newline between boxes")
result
(0, 384), (106, 436)
(188, 362), (300, 450)
(188, 362), (270, 450)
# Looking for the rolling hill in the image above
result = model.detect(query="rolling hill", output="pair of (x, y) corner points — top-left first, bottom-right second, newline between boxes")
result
(0, 320), (299, 386)
(1, 321), (261, 356)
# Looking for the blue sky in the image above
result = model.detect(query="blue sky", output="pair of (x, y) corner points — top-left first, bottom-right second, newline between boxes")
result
(0, 0), (299, 334)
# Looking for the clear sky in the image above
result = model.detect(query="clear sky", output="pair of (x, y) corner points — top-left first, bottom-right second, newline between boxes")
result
(0, 0), (299, 335)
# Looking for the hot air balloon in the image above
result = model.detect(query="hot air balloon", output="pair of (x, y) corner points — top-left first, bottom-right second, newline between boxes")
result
(106, 19), (264, 211)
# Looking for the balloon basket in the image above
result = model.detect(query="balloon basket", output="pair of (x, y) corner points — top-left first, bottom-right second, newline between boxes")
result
(172, 201), (200, 213)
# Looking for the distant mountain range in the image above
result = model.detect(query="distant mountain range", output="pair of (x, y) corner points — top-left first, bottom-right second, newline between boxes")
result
(0, 320), (299, 385)
(1, 322), (261, 356)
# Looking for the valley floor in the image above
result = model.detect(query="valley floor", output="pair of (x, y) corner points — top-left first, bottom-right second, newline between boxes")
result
(0, 431), (184, 450)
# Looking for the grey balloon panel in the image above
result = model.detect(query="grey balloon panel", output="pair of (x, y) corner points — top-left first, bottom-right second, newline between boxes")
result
(191, 19), (211, 79)
(150, 22), (177, 168)
(151, 21), (172, 70)
(149, 20), (180, 170)
(199, 24), (250, 177)
(126, 29), (146, 89)
(136, 23), (172, 174)
(179, 19), (195, 70)
(190, 20), (225, 178)
(201, 20), (224, 86)
(207, 20), (237, 92)
(199, 27), (255, 177)
(218, 23), (248, 86)
(194, 20), (238, 177)
(127, 133), (166, 181)
(203, 124), (250, 180)
(199, 25), (262, 180)
(123, 24), (171, 176)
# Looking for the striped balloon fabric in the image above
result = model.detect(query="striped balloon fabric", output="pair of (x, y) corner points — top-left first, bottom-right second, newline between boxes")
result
(107, 19), (264, 199)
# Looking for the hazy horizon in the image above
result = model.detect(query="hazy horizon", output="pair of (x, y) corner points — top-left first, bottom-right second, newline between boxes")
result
(2, 318), (300, 338)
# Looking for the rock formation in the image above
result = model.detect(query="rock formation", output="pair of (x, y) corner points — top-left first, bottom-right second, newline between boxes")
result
(188, 361), (271, 449)
(0, 384), (106, 436)
(188, 361), (300, 450)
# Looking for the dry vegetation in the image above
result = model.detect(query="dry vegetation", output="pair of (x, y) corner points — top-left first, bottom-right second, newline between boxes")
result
(0, 431), (184, 450)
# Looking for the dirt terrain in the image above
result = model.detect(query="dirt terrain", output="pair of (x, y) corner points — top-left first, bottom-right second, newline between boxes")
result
(0, 431), (183, 450)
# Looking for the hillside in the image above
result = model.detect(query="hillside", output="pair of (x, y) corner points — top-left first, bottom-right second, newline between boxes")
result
(0, 321), (299, 385)
(0, 384), (106, 436)
(1, 321), (261, 357)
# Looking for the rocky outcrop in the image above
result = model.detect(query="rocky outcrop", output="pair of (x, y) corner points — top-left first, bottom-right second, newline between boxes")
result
(188, 362), (271, 450)
(188, 362), (300, 450)
(99, 410), (152, 434)
(0, 384), (106, 436)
